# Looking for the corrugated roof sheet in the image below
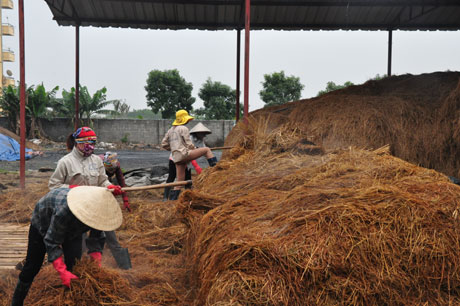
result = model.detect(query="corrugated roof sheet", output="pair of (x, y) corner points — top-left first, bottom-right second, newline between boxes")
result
(44, 0), (460, 31)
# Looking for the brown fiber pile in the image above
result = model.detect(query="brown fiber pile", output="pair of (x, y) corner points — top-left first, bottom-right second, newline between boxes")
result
(227, 71), (460, 177)
(1, 71), (460, 305)
(185, 139), (460, 305)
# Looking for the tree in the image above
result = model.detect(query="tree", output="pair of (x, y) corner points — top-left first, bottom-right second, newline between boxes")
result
(112, 99), (131, 118)
(55, 85), (119, 126)
(145, 69), (195, 119)
(79, 86), (119, 123)
(0, 84), (58, 137)
(370, 74), (387, 81)
(195, 78), (242, 120)
(26, 84), (59, 138)
(317, 81), (354, 96)
(124, 109), (161, 120)
(259, 71), (304, 107)
(0, 85), (20, 133)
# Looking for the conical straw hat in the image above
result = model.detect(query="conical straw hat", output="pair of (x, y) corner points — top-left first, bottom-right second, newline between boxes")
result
(189, 122), (211, 134)
(67, 186), (122, 231)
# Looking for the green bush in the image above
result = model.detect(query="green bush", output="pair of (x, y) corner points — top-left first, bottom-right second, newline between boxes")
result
(121, 133), (130, 144)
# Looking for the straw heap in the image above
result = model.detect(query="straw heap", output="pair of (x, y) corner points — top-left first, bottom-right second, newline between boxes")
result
(182, 120), (460, 305)
(1, 72), (460, 305)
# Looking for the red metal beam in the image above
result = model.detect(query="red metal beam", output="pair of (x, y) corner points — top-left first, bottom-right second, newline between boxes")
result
(235, 29), (241, 122)
(243, 0), (250, 122)
(18, 0), (26, 188)
(75, 25), (80, 130)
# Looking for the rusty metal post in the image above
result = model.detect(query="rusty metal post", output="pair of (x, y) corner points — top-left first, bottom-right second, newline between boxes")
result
(243, 0), (250, 122)
(236, 29), (241, 122)
(75, 25), (80, 130)
(18, 0), (25, 188)
(387, 29), (392, 77)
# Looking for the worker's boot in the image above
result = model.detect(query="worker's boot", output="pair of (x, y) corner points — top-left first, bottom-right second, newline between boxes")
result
(163, 187), (171, 202)
(112, 248), (132, 270)
(207, 157), (218, 167)
(169, 189), (181, 201)
(11, 279), (32, 306)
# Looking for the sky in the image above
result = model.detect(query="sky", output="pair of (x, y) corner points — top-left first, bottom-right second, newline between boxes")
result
(2, 1), (460, 112)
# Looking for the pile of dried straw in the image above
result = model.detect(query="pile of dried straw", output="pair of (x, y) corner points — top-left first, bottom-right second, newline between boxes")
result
(228, 72), (460, 177)
(2, 72), (460, 305)
(181, 116), (460, 305)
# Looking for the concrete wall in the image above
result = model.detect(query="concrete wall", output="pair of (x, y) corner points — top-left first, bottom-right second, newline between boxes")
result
(0, 117), (234, 147)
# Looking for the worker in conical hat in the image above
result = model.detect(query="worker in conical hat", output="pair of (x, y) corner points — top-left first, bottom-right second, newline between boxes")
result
(189, 122), (212, 148)
(11, 186), (122, 306)
(161, 110), (218, 200)
(162, 122), (212, 201)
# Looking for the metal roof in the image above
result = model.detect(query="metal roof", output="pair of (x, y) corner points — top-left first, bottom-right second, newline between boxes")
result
(44, 0), (460, 31)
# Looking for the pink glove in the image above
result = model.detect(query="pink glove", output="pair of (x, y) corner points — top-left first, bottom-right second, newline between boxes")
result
(52, 256), (79, 288)
(107, 184), (123, 196)
(69, 185), (79, 189)
(89, 252), (102, 267)
(191, 160), (202, 174)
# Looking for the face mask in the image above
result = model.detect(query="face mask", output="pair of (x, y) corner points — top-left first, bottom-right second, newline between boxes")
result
(78, 143), (95, 157)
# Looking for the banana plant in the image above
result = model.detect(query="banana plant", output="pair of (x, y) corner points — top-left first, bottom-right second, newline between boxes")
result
(80, 86), (120, 124)
(0, 85), (20, 133)
(26, 84), (59, 138)
(112, 99), (131, 118)
(56, 85), (120, 127)
(0, 84), (58, 138)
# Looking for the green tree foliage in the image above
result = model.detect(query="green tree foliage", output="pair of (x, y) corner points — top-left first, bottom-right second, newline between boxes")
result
(0, 85), (20, 133)
(195, 78), (242, 120)
(371, 74), (387, 81)
(112, 100), (131, 118)
(27, 84), (59, 138)
(124, 109), (161, 120)
(0, 84), (58, 137)
(259, 71), (304, 107)
(145, 69), (195, 119)
(316, 81), (354, 97)
(55, 85), (119, 126)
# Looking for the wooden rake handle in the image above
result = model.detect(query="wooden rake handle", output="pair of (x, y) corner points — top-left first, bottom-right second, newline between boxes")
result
(210, 146), (234, 150)
(120, 180), (192, 192)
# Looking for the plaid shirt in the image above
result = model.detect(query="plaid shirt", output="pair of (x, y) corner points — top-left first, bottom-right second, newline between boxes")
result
(31, 188), (105, 262)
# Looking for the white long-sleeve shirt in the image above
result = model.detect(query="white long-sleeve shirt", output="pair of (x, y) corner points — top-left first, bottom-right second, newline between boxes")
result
(48, 146), (111, 190)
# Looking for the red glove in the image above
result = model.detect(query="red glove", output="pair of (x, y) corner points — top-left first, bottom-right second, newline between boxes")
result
(107, 184), (123, 196)
(69, 185), (79, 189)
(191, 160), (202, 174)
(122, 192), (131, 212)
(89, 252), (102, 267)
(52, 256), (79, 288)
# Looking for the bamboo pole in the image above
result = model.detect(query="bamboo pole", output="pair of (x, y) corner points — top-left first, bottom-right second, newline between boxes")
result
(121, 180), (192, 192)
(210, 146), (234, 150)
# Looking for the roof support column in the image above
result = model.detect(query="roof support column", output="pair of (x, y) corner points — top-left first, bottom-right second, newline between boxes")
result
(387, 29), (392, 77)
(243, 0), (250, 122)
(236, 29), (241, 122)
(18, 0), (26, 188)
(75, 25), (80, 130)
